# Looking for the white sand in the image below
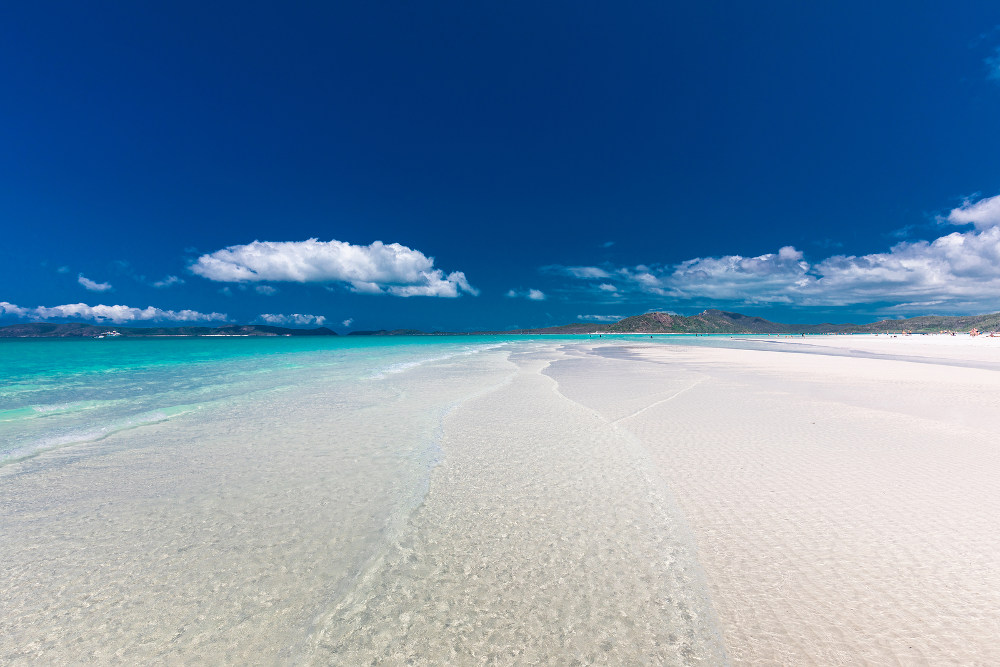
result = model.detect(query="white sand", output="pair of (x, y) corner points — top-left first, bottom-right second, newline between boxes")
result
(4, 335), (998, 664)
(748, 332), (1000, 367)
(546, 335), (1000, 664)
(307, 346), (727, 664)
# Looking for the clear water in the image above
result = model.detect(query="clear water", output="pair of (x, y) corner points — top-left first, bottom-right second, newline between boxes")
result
(0, 334), (728, 664)
(0, 333), (775, 465)
(0, 336), (519, 465)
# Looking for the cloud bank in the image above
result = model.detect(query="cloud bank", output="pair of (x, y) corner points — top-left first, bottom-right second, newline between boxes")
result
(191, 239), (477, 298)
(258, 313), (327, 326)
(557, 194), (1000, 313)
(0, 301), (228, 324)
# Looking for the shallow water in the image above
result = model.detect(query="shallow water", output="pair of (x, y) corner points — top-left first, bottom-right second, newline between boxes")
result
(1, 336), (727, 664)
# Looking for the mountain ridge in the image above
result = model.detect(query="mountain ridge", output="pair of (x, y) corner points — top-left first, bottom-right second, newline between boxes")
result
(511, 309), (1000, 335)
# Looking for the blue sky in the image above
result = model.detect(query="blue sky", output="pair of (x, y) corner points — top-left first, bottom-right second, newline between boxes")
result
(3, 1), (1000, 331)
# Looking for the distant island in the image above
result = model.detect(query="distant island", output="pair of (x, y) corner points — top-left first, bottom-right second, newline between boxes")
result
(2, 309), (999, 338)
(0, 323), (338, 338)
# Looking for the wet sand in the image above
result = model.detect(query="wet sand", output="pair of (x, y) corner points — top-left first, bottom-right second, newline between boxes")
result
(306, 345), (726, 664)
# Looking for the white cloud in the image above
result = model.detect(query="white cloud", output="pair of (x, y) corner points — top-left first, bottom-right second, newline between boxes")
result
(190, 238), (477, 298)
(661, 228), (1000, 309)
(152, 275), (184, 288)
(0, 301), (29, 317)
(562, 266), (610, 279)
(594, 282), (623, 299)
(342, 318), (353, 327)
(664, 245), (810, 303)
(945, 194), (1000, 230)
(78, 274), (112, 292)
(506, 288), (546, 300)
(258, 313), (327, 326)
(0, 301), (228, 324)
(618, 267), (667, 295)
(556, 194), (1000, 313)
(255, 285), (277, 295)
(56, 266), (70, 274)
(577, 314), (622, 322)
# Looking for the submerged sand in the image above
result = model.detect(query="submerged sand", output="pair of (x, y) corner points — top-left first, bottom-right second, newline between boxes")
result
(2, 335), (999, 664)
(306, 346), (726, 664)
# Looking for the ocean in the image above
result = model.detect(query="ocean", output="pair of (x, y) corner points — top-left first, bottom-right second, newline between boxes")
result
(1, 335), (727, 664)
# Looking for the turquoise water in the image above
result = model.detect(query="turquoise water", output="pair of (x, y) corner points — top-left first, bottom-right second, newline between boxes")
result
(0, 335), (529, 465)
(0, 332), (817, 466)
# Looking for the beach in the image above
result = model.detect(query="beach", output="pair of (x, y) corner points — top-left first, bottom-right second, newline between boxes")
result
(556, 335), (1000, 664)
(2, 335), (999, 664)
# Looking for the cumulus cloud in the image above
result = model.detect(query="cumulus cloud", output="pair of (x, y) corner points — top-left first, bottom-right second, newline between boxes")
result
(255, 285), (277, 295)
(0, 302), (29, 317)
(152, 275), (184, 288)
(506, 288), (546, 300)
(190, 238), (477, 298)
(342, 318), (354, 327)
(78, 274), (113, 292)
(0, 301), (228, 324)
(945, 193), (1000, 230)
(666, 229), (1000, 309)
(555, 194), (1000, 313)
(258, 313), (327, 326)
